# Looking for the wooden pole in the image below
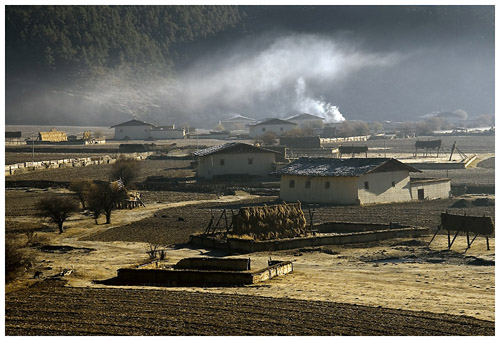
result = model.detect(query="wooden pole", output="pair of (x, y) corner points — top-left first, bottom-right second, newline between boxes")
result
(466, 230), (470, 248)
(486, 236), (490, 251)
(447, 229), (451, 248)
(449, 230), (460, 249)
(428, 227), (440, 247)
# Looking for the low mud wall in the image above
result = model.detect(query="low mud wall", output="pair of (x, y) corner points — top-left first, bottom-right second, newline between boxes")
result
(5, 152), (152, 177)
(190, 226), (429, 253)
(174, 257), (250, 271)
(116, 261), (292, 286)
(410, 156), (477, 170)
(315, 222), (402, 233)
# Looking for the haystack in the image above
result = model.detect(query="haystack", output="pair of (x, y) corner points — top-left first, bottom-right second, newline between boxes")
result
(230, 202), (308, 240)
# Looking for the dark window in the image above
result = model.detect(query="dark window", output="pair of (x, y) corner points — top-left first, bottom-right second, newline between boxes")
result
(325, 181), (330, 189)
(364, 181), (369, 189)
(392, 181), (396, 187)
(262, 127), (266, 132)
(248, 158), (253, 165)
(280, 127), (283, 131)
(220, 159), (225, 166)
(120, 129), (123, 132)
(289, 180), (295, 188)
(305, 180), (311, 189)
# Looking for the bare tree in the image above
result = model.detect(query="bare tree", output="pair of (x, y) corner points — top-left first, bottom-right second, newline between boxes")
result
(259, 131), (278, 146)
(69, 180), (92, 210)
(87, 182), (128, 224)
(36, 195), (79, 233)
(110, 157), (140, 187)
(281, 126), (315, 137)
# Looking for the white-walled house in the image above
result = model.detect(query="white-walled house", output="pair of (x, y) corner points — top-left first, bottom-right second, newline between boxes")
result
(111, 119), (185, 140)
(193, 142), (281, 179)
(220, 115), (256, 132)
(286, 113), (325, 129)
(111, 119), (156, 140)
(276, 157), (451, 205)
(249, 118), (298, 138)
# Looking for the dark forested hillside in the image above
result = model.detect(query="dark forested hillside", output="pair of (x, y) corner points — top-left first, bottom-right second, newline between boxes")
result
(6, 5), (241, 80)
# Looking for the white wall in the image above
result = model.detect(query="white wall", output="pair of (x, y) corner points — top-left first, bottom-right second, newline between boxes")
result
(249, 124), (296, 138)
(114, 125), (151, 140)
(150, 129), (185, 139)
(197, 152), (276, 179)
(357, 171), (412, 205)
(279, 175), (359, 204)
(410, 179), (451, 200)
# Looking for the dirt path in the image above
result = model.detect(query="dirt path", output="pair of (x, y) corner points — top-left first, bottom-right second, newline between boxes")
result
(7, 191), (260, 289)
(6, 191), (495, 327)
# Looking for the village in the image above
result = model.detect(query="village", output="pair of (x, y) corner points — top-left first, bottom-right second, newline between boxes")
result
(4, 5), (495, 336)
(4, 113), (495, 335)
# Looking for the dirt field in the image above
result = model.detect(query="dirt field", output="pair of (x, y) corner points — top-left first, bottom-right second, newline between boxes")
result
(4, 135), (495, 336)
(5, 279), (494, 336)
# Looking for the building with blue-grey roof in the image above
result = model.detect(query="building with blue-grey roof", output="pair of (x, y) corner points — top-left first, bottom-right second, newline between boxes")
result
(275, 158), (451, 205)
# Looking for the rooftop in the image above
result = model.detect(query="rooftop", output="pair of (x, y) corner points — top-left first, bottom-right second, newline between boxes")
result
(287, 113), (324, 121)
(111, 119), (156, 128)
(253, 118), (298, 126)
(192, 142), (281, 157)
(221, 115), (256, 122)
(275, 158), (421, 177)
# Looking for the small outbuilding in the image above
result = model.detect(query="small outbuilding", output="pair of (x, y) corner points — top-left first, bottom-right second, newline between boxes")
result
(149, 125), (186, 139)
(275, 157), (451, 205)
(193, 142), (282, 179)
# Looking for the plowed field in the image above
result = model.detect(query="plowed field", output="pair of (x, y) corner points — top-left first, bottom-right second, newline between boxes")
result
(5, 280), (494, 336)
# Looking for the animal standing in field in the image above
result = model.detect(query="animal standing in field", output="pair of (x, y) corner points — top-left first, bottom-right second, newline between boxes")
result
(414, 140), (442, 157)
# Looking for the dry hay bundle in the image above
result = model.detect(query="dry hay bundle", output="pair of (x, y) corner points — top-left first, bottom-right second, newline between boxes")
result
(441, 212), (494, 235)
(231, 202), (307, 240)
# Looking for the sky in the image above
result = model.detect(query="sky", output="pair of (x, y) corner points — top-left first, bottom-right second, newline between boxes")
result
(4, 4), (496, 128)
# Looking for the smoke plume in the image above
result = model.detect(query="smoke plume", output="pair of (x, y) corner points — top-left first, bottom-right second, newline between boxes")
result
(294, 77), (345, 123)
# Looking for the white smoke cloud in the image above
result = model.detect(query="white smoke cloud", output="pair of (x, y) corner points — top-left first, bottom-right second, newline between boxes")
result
(294, 77), (345, 123)
(178, 33), (401, 121)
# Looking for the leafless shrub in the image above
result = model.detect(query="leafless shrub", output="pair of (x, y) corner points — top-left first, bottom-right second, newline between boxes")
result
(5, 238), (33, 283)
(25, 231), (49, 247)
(147, 244), (159, 259)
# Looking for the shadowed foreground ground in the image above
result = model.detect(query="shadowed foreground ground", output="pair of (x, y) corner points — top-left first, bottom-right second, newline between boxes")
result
(5, 280), (494, 336)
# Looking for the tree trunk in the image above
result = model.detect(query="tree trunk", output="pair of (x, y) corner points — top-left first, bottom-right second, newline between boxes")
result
(58, 223), (64, 234)
(105, 211), (111, 224)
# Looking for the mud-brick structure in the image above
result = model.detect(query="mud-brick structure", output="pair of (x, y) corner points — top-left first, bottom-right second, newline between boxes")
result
(275, 157), (451, 205)
(193, 142), (282, 179)
(114, 257), (293, 286)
